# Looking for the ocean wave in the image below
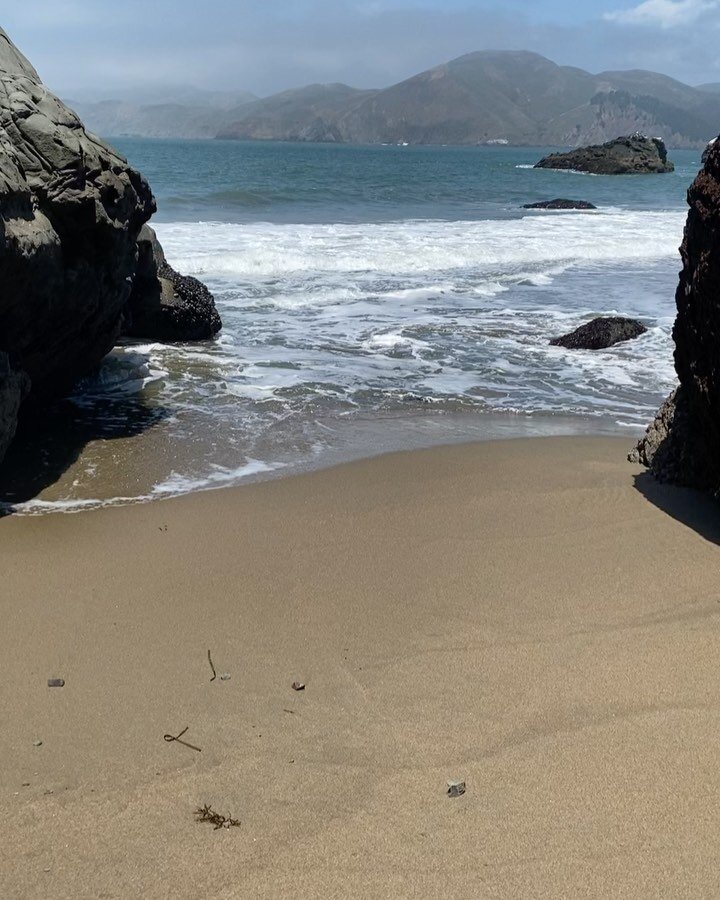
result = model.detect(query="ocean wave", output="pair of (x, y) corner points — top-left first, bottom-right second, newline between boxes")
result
(154, 210), (685, 282)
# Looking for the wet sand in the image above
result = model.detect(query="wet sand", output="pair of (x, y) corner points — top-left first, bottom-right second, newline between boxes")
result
(2, 436), (720, 898)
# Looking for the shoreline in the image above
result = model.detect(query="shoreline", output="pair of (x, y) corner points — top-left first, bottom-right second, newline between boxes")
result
(3, 434), (720, 897)
(1, 409), (643, 516)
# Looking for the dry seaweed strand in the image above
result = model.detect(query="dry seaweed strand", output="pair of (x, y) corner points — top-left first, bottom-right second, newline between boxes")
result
(195, 803), (241, 830)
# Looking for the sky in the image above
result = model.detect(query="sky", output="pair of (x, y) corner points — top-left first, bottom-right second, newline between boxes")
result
(3, 0), (720, 100)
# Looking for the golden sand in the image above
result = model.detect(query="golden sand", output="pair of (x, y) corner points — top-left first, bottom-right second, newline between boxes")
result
(2, 436), (719, 898)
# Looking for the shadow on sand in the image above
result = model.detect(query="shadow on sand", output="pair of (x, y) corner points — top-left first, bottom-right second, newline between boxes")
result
(633, 471), (720, 546)
(0, 395), (166, 516)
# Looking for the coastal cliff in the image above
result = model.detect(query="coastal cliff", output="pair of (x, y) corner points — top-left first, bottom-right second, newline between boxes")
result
(632, 137), (720, 490)
(0, 29), (220, 466)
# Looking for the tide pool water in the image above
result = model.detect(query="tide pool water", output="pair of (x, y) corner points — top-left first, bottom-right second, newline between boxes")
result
(0, 140), (701, 513)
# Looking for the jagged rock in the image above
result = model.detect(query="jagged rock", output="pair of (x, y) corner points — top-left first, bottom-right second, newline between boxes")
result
(126, 225), (221, 341)
(702, 139), (716, 164)
(633, 137), (720, 491)
(550, 317), (647, 350)
(523, 199), (597, 210)
(0, 353), (30, 461)
(535, 134), (674, 175)
(0, 28), (154, 463)
(628, 388), (698, 482)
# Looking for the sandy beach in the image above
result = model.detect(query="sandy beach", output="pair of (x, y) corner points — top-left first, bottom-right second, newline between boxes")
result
(2, 435), (720, 898)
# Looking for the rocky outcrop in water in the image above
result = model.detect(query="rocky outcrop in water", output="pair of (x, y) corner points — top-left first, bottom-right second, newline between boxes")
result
(535, 134), (674, 175)
(0, 29), (222, 467)
(126, 225), (221, 341)
(550, 317), (647, 350)
(523, 199), (597, 210)
(631, 137), (720, 490)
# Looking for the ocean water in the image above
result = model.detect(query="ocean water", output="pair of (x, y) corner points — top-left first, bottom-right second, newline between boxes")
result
(1, 141), (702, 513)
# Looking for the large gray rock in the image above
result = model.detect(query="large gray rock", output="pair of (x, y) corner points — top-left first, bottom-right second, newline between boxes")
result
(535, 134), (674, 175)
(0, 28), (155, 461)
(126, 225), (221, 341)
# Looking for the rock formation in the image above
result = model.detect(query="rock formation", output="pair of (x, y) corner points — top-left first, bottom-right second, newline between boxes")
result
(126, 225), (221, 341)
(535, 134), (674, 175)
(0, 29), (221, 467)
(523, 199), (597, 210)
(702, 139), (716, 164)
(550, 317), (647, 350)
(0, 29), (155, 461)
(631, 137), (720, 490)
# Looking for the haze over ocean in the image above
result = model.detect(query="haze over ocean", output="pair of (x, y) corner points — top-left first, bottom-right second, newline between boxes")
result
(3, 139), (700, 512)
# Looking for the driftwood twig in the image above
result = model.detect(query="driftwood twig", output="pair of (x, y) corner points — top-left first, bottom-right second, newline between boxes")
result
(207, 649), (217, 682)
(164, 726), (202, 753)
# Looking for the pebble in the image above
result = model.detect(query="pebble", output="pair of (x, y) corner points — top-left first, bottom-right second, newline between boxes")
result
(291, 681), (305, 691)
(33, 740), (43, 747)
(47, 678), (65, 688)
(447, 779), (466, 798)
(220, 673), (231, 681)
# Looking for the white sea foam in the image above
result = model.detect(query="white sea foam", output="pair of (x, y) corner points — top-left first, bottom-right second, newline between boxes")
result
(154, 210), (685, 283)
(151, 459), (286, 495)
(11, 209), (683, 516)
(5, 459), (287, 516)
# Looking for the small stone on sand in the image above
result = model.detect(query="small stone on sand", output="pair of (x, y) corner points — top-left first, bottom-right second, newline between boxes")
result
(447, 779), (466, 797)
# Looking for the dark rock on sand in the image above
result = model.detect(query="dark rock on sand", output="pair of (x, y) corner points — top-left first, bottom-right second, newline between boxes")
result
(550, 317), (647, 350)
(535, 134), (674, 175)
(126, 225), (221, 341)
(523, 199), (597, 210)
(632, 139), (720, 491)
(0, 28), (154, 462)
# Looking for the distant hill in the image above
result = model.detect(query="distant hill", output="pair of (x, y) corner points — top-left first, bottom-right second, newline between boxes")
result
(218, 52), (720, 148)
(215, 84), (377, 142)
(68, 52), (720, 147)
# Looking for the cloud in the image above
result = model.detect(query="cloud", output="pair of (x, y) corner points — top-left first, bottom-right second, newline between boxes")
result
(5, 0), (720, 98)
(604, 0), (719, 28)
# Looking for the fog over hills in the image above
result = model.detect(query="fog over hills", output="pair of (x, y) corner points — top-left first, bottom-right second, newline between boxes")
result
(66, 87), (258, 140)
(68, 51), (720, 148)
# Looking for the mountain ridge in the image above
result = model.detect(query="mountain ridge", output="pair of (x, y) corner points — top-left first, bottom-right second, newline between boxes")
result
(67, 51), (720, 148)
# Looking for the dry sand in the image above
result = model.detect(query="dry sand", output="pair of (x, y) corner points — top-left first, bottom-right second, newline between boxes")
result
(2, 435), (720, 898)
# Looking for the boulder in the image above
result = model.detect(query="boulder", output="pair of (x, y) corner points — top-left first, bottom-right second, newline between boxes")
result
(535, 134), (674, 175)
(126, 225), (221, 341)
(0, 29), (222, 467)
(550, 317), (647, 350)
(632, 137), (720, 491)
(0, 28), (155, 461)
(523, 199), (597, 210)
(702, 139), (716, 164)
